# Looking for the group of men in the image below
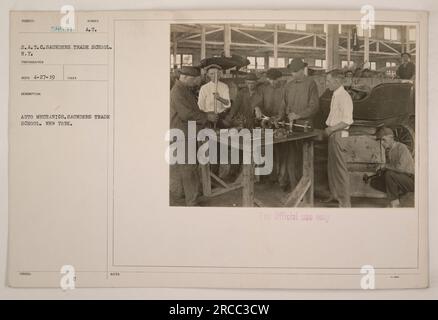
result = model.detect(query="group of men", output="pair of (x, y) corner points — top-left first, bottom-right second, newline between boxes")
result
(170, 57), (415, 208)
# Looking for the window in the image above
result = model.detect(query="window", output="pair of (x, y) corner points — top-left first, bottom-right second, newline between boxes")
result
(288, 58), (305, 64)
(370, 62), (377, 70)
(315, 59), (327, 69)
(170, 54), (182, 69)
(384, 27), (398, 41)
(385, 62), (397, 77)
(247, 56), (256, 69)
(247, 56), (265, 70)
(285, 23), (306, 31)
(170, 54), (192, 69)
(409, 28), (416, 41)
(341, 60), (354, 68)
(182, 54), (193, 66)
(256, 57), (265, 70)
(269, 57), (286, 68)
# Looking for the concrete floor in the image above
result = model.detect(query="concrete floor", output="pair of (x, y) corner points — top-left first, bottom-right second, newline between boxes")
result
(170, 143), (414, 208)
(197, 181), (389, 208)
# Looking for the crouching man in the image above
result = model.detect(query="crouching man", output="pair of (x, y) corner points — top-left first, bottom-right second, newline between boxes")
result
(371, 127), (415, 208)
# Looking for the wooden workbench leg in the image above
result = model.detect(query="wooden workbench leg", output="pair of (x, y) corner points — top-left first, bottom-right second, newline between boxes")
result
(242, 163), (254, 207)
(302, 140), (314, 207)
(200, 164), (212, 196)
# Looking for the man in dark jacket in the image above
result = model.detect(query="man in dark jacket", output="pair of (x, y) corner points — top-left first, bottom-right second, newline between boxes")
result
(282, 58), (320, 191)
(256, 68), (287, 185)
(396, 52), (415, 80)
(225, 73), (262, 129)
(169, 66), (218, 206)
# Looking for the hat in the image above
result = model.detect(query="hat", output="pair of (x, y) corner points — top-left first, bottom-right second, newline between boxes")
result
(376, 127), (394, 140)
(266, 68), (283, 80)
(178, 66), (201, 77)
(204, 64), (222, 71)
(287, 58), (307, 72)
(245, 73), (259, 81)
(401, 52), (411, 58)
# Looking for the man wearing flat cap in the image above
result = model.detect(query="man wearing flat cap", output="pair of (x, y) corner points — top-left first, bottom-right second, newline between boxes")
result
(170, 66), (219, 206)
(220, 73), (262, 182)
(281, 58), (320, 191)
(226, 73), (262, 129)
(370, 127), (415, 208)
(256, 68), (285, 120)
(255, 68), (288, 185)
(396, 52), (415, 80)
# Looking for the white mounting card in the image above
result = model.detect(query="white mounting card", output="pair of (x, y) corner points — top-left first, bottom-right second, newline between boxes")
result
(8, 10), (428, 289)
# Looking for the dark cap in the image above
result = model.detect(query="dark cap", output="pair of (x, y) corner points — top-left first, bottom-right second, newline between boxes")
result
(287, 58), (307, 72)
(178, 66), (201, 77)
(326, 68), (345, 78)
(266, 68), (283, 80)
(245, 73), (259, 81)
(401, 52), (411, 58)
(376, 127), (394, 140)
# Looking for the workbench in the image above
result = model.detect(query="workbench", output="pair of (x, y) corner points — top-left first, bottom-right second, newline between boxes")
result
(200, 131), (318, 207)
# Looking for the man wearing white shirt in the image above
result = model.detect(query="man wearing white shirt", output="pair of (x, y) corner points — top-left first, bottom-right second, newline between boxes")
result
(198, 65), (230, 116)
(324, 70), (354, 207)
(198, 64), (232, 178)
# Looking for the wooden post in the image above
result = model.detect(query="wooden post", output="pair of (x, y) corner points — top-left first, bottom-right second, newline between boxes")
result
(347, 27), (351, 66)
(242, 163), (254, 207)
(224, 24), (231, 75)
(302, 140), (314, 206)
(172, 32), (178, 69)
(200, 164), (212, 196)
(273, 24), (278, 67)
(224, 24), (231, 57)
(364, 28), (370, 64)
(326, 24), (340, 70)
(404, 26), (411, 53)
(201, 25), (206, 60)
(264, 53), (269, 70)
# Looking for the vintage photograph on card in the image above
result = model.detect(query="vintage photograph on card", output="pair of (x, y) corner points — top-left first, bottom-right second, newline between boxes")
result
(7, 10), (428, 289)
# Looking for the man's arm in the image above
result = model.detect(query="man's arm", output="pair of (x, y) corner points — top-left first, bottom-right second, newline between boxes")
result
(253, 86), (265, 119)
(172, 90), (208, 124)
(226, 90), (242, 120)
(409, 63), (416, 80)
(325, 122), (350, 136)
(385, 145), (414, 175)
(214, 94), (230, 106)
(273, 88), (286, 121)
(213, 83), (230, 106)
(325, 91), (353, 136)
(197, 86), (207, 111)
(297, 80), (319, 119)
(396, 65), (402, 79)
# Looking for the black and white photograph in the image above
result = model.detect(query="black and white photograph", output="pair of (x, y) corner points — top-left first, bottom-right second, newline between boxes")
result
(169, 23), (417, 208)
